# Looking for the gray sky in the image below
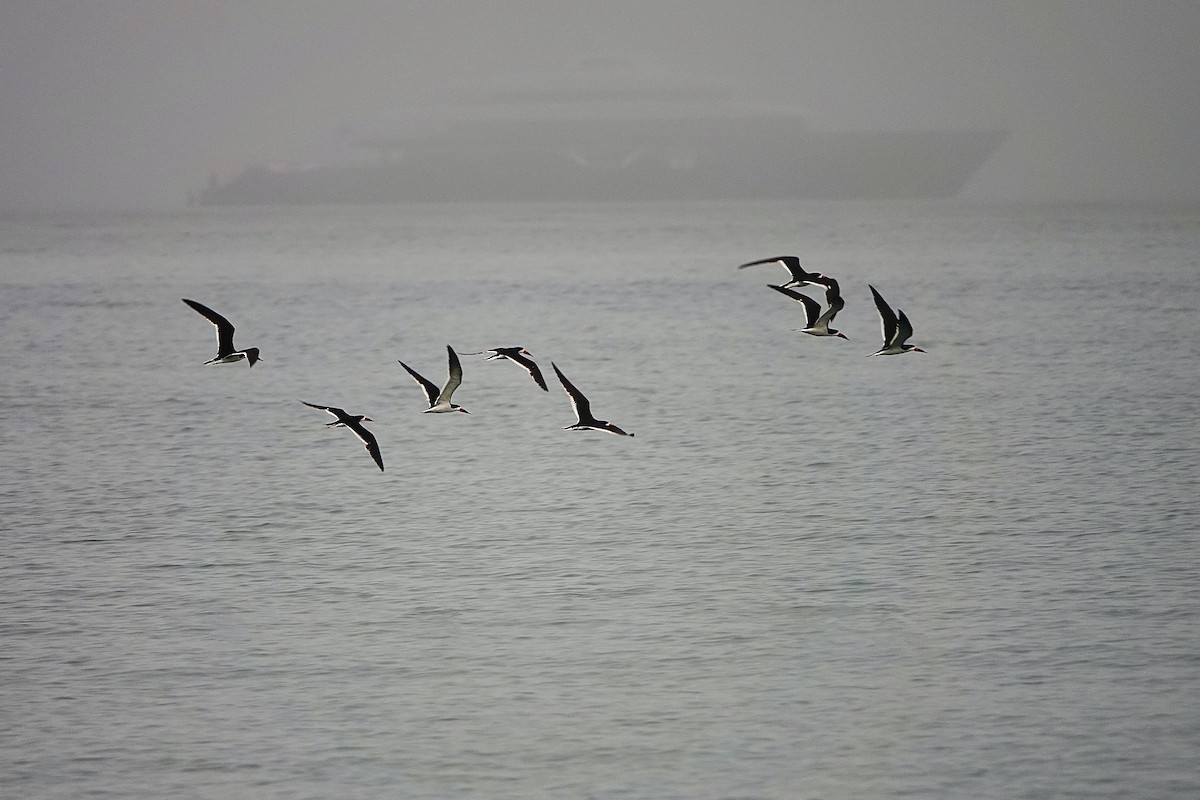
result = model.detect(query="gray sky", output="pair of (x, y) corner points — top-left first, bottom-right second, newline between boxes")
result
(1, 0), (1197, 210)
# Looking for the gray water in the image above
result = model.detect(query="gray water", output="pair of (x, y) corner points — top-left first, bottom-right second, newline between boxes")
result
(2, 201), (1198, 799)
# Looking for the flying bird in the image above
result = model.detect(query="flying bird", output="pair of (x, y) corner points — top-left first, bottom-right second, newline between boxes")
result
(182, 298), (261, 366)
(816, 275), (845, 313)
(768, 282), (847, 339)
(867, 284), (926, 356)
(551, 362), (633, 436)
(464, 347), (548, 391)
(738, 255), (829, 290)
(301, 401), (383, 471)
(398, 345), (470, 413)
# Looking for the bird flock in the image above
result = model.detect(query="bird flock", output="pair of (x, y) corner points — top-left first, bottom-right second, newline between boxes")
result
(738, 255), (926, 356)
(182, 298), (634, 472)
(182, 254), (921, 472)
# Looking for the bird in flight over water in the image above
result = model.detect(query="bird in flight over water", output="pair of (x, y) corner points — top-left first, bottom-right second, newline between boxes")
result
(301, 401), (384, 471)
(867, 285), (925, 356)
(182, 298), (261, 367)
(738, 255), (831, 290)
(551, 362), (634, 436)
(464, 347), (549, 391)
(768, 280), (848, 339)
(398, 345), (471, 413)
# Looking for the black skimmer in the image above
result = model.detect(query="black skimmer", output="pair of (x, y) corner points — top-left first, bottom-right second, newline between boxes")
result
(738, 255), (829, 290)
(181, 298), (261, 367)
(867, 284), (926, 356)
(398, 345), (470, 413)
(301, 401), (383, 471)
(817, 275), (845, 312)
(550, 362), (633, 436)
(463, 347), (548, 391)
(768, 281), (848, 339)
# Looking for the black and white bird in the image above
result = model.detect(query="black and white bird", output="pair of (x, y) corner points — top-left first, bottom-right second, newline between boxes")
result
(464, 347), (548, 391)
(738, 255), (829, 290)
(550, 362), (633, 436)
(768, 280), (847, 339)
(182, 298), (261, 366)
(301, 401), (384, 471)
(398, 345), (470, 413)
(867, 284), (926, 356)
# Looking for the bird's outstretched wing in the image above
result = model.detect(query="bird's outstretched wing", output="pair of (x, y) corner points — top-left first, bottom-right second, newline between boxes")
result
(869, 285), (898, 347)
(302, 400), (342, 417)
(398, 361), (440, 407)
(768, 284), (821, 327)
(739, 255), (806, 283)
(346, 421), (384, 471)
(729, 256), (806, 284)
(551, 362), (591, 423)
(182, 298), (236, 356)
(437, 346), (463, 405)
(895, 309), (915, 348)
(507, 350), (548, 391)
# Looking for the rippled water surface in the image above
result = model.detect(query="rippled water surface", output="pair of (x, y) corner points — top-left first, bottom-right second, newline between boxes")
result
(2, 202), (1199, 798)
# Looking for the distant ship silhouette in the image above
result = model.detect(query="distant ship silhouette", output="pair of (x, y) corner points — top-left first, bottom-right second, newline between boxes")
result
(197, 57), (1006, 204)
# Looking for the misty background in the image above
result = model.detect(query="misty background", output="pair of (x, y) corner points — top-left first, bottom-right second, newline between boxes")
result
(1, 0), (1198, 212)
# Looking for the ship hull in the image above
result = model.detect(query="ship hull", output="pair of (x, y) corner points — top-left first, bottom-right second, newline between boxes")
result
(197, 128), (1006, 205)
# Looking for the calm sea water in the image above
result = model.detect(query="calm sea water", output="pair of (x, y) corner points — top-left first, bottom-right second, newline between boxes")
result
(2, 201), (1198, 799)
